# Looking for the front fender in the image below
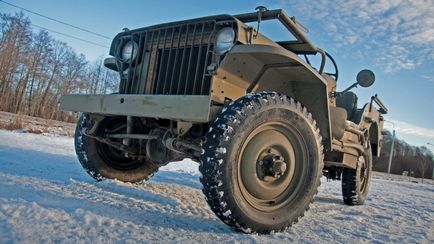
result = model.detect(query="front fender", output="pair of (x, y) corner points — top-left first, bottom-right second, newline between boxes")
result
(369, 121), (381, 157)
(354, 103), (384, 157)
(211, 44), (331, 149)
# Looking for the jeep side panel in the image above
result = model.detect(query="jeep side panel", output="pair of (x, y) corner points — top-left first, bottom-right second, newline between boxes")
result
(211, 44), (332, 148)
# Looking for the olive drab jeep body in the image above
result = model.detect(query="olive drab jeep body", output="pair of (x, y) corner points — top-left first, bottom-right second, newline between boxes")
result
(60, 7), (387, 234)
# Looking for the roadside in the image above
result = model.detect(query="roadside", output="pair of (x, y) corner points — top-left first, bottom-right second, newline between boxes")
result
(0, 111), (75, 136)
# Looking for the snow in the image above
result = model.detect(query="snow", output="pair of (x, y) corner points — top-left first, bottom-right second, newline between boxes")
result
(0, 129), (433, 243)
(0, 111), (75, 136)
(215, 147), (227, 154)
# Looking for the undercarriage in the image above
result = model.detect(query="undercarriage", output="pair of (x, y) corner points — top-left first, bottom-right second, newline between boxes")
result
(81, 114), (205, 166)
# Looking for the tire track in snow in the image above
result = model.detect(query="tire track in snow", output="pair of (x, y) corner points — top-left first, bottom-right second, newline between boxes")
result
(0, 129), (433, 243)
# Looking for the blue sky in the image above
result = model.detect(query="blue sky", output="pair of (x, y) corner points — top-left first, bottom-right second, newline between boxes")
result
(1, 0), (434, 148)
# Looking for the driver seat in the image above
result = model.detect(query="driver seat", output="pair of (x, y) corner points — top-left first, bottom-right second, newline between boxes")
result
(336, 92), (358, 121)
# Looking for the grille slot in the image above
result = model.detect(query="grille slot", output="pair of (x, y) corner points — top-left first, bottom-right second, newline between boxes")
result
(118, 20), (232, 95)
(154, 46), (211, 95)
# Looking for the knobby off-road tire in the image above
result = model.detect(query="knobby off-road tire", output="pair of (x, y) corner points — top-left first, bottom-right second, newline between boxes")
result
(341, 147), (373, 205)
(74, 114), (159, 183)
(199, 92), (323, 234)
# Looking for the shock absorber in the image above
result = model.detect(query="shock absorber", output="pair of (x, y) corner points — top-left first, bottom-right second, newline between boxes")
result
(123, 116), (133, 146)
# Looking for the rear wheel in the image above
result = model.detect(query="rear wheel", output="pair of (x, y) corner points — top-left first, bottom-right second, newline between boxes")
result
(341, 147), (372, 205)
(200, 92), (323, 234)
(74, 114), (159, 183)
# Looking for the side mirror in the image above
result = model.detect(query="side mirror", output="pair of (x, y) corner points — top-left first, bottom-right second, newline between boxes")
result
(356, 69), (375, 87)
(338, 69), (376, 96)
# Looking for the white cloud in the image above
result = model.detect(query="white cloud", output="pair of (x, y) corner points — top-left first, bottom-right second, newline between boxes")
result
(278, 0), (434, 72)
(384, 120), (434, 139)
(421, 75), (434, 83)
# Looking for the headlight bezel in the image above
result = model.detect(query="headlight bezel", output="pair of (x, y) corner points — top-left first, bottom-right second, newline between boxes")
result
(215, 27), (236, 56)
(119, 40), (139, 63)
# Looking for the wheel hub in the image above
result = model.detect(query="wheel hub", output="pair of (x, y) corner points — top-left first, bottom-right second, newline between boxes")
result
(238, 123), (306, 211)
(257, 152), (288, 182)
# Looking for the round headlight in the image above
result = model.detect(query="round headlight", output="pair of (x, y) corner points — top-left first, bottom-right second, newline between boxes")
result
(121, 40), (138, 62)
(215, 27), (235, 55)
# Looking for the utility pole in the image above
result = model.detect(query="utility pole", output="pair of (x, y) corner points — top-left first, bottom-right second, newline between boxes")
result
(427, 142), (434, 180)
(385, 121), (395, 174)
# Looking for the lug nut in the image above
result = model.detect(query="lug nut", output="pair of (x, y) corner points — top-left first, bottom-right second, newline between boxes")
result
(272, 156), (286, 176)
(273, 161), (287, 175)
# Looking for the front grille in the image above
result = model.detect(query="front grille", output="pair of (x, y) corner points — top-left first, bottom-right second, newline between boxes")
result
(117, 20), (233, 95)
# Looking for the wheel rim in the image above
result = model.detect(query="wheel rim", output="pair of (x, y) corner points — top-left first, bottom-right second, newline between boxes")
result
(94, 117), (144, 170)
(358, 154), (370, 193)
(237, 121), (309, 212)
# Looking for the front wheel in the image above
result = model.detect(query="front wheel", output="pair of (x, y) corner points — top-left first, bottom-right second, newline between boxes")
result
(200, 92), (323, 234)
(74, 114), (159, 183)
(341, 147), (373, 205)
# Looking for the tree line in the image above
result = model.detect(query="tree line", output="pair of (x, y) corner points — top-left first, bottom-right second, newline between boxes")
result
(374, 130), (434, 180)
(0, 12), (118, 122)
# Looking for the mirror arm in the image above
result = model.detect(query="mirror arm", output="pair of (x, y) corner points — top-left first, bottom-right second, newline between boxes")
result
(335, 69), (376, 98)
(339, 82), (358, 95)
(334, 83), (356, 98)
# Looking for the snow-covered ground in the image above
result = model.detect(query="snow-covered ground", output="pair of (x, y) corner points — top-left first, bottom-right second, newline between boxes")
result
(0, 129), (433, 243)
(0, 111), (75, 136)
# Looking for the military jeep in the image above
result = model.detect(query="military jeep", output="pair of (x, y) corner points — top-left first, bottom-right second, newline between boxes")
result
(60, 7), (388, 234)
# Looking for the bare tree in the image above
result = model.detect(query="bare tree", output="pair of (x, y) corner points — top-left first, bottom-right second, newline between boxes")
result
(0, 13), (32, 112)
(37, 40), (68, 118)
(416, 147), (432, 183)
(0, 12), (120, 123)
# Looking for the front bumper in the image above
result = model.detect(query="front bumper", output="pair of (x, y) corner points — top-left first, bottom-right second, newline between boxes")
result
(60, 94), (214, 122)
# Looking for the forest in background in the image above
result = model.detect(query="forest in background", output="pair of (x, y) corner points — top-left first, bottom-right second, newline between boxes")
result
(0, 12), (433, 179)
(374, 130), (433, 181)
(0, 12), (117, 122)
